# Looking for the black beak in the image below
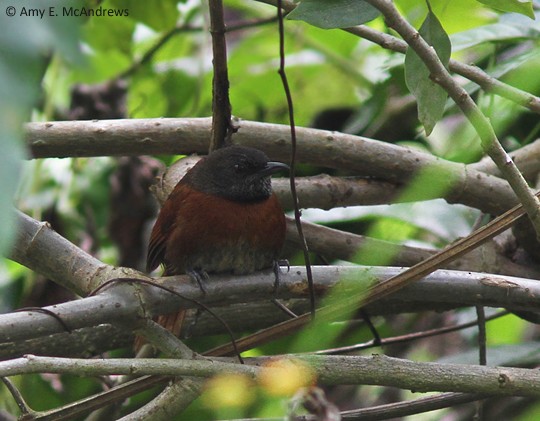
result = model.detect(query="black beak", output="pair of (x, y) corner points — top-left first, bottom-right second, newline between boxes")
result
(256, 161), (290, 178)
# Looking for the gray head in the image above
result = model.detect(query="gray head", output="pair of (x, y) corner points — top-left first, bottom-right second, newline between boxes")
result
(185, 145), (289, 202)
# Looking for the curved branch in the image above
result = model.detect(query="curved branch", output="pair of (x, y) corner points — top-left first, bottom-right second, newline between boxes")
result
(9, 210), (147, 295)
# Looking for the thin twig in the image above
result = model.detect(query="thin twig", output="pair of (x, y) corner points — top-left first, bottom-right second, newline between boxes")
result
(1, 377), (34, 416)
(315, 310), (508, 355)
(118, 25), (199, 80)
(203, 194), (536, 357)
(14, 307), (72, 333)
(365, 0), (540, 238)
(476, 306), (487, 366)
(119, 17), (278, 80)
(90, 277), (244, 363)
(339, 392), (490, 420)
(261, 0), (540, 115)
(276, 0), (316, 318)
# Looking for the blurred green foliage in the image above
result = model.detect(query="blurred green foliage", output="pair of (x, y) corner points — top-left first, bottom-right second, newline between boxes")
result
(1, 0), (540, 419)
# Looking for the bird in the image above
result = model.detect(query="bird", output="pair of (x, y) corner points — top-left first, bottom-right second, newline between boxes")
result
(139, 145), (288, 349)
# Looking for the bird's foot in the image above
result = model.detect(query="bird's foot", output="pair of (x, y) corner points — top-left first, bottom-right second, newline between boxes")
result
(187, 269), (210, 296)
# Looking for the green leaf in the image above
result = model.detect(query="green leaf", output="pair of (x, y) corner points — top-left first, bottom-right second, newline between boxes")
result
(83, 12), (136, 56)
(117, 0), (179, 31)
(451, 23), (531, 51)
(287, 0), (380, 29)
(405, 6), (451, 136)
(451, 12), (540, 51)
(477, 0), (535, 19)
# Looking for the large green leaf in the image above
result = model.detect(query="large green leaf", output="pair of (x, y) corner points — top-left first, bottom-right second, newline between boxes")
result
(477, 0), (534, 19)
(405, 6), (451, 136)
(287, 0), (380, 29)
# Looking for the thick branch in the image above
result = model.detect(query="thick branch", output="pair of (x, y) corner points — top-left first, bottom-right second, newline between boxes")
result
(301, 354), (540, 397)
(26, 118), (522, 215)
(152, 149), (540, 214)
(12, 208), (538, 320)
(150, 155), (402, 209)
(9, 210), (146, 294)
(2, 266), (540, 347)
(285, 219), (540, 280)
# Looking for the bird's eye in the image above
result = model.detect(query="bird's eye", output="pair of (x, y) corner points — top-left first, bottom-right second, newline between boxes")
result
(234, 164), (241, 172)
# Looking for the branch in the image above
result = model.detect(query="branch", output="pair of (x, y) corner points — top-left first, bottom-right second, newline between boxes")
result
(2, 354), (540, 398)
(470, 139), (540, 180)
(302, 354), (540, 397)
(118, 17), (277, 80)
(110, 322), (205, 421)
(151, 154), (539, 278)
(9, 210), (146, 295)
(0, 300), (512, 359)
(0, 355), (256, 384)
(208, 0), (233, 151)
(153, 153), (518, 217)
(366, 0), (540, 237)
(153, 158), (403, 209)
(116, 377), (202, 421)
(2, 266), (540, 350)
(338, 392), (488, 420)
(260, 0), (540, 115)
(12, 207), (538, 327)
(284, 219), (540, 280)
(25, 118), (524, 215)
(118, 25), (200, 80)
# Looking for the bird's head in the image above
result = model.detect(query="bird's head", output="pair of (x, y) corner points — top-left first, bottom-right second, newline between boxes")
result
(186, 145), (289, 202)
